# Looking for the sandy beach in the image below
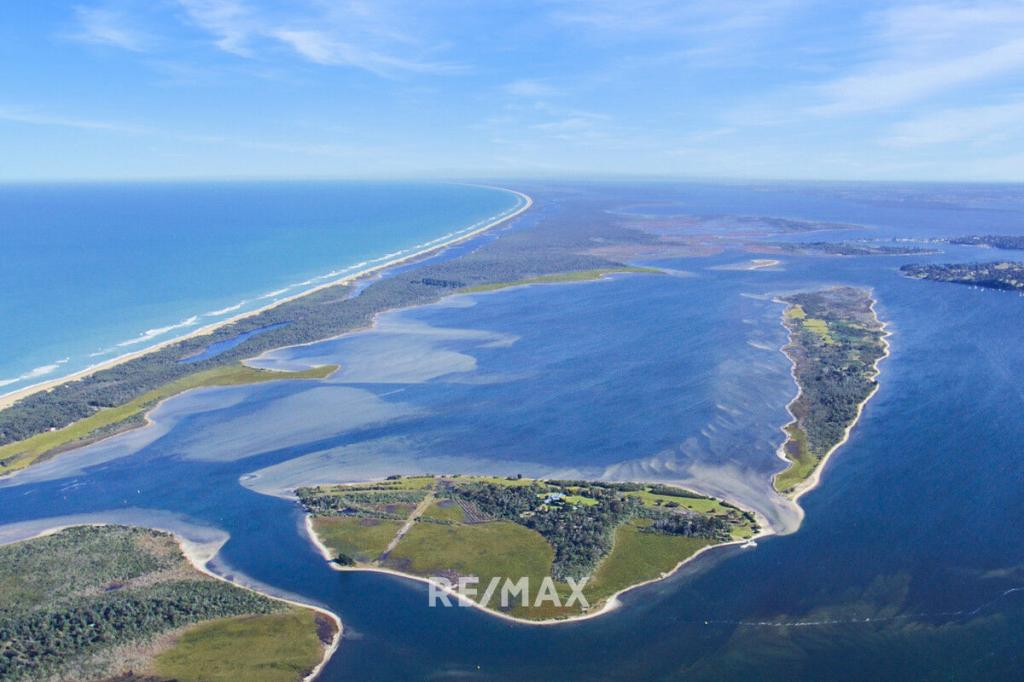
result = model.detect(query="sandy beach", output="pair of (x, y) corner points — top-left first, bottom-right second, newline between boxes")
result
(0, 188), (532, 412)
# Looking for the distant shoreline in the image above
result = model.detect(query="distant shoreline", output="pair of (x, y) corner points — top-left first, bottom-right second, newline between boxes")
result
(0, 188), (532, 411)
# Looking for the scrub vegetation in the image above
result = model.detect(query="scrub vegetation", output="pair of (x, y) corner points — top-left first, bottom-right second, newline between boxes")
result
(0, 525), (330, 682)
(773, 287), (887, 494)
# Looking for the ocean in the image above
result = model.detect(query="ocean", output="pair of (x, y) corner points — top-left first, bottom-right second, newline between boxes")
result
(1, 181), (1022, 679)
(0, 181), (524, 394)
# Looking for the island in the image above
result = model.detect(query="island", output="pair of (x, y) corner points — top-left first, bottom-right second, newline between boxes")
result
(0, 525), (338, 682)
(901, 261), (1024, 292)
(948, 235), (1024, 250)
(299, 476), (759, 622)
(773, 287), (889, 495)
(767, 241), (936, 256)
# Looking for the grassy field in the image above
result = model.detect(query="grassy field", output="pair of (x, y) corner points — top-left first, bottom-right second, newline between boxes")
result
(151, 609), (327, 682)
(625, 489), (728, 514)
(420, 499), (466, 522)
(0, 363), (336, 476)
(587, 521), (712, 603)
(460, 267), (661, 293)
(312, 516), (404, 563)
(386, 520), (554, 586)
(773, 423), (817, 493)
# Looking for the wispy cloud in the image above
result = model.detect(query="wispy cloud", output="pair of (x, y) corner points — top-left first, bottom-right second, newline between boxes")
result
(0, 106), (149, 134)
(174, 0), (465, 76)
(884, 100), (1024, 147)
(68, 5), (152, 51)
(809, 2), (1024, 115)
(502, 79), (561, 98)
(547, 0), (799, 39)
(271, 28), (464, 76)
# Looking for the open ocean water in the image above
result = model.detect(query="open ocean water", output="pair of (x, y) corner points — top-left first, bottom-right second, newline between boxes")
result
(0, 181), (524, 394)
(1, 182), (1022, 679)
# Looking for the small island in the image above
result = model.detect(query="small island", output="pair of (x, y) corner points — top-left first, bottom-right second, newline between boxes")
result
(299, 476), (759, 622)
(948, 235), (1024, 250)
(0, 525), (338, 682)
(773, 287), (888, 495)
(768, 241), (936, 256)
(901, 261), (1024, 292)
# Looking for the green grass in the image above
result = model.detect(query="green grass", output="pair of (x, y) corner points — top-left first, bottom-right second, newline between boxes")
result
(0, 363), (337, 476)
(773, 423), (818, 493)
(586, 522), (712, 603)
(312, 516), (404, 563)
(625, 490), (727, 514)
(386, 521), (554, 587)
(801, 317), (835, 344)
(460, 267), (661, 294)
(421, 500), (466, 522)
(151, 608), (326, 682)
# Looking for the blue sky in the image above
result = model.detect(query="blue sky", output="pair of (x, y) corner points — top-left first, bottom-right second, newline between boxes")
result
(2, 1), (1024, 181)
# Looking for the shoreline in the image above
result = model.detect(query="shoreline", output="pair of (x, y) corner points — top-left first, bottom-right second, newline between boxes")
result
(303, 505), (767, 628)
(5, 522), (344, 682)
(0, 188), (532, 411)
(772, 294), (892, 509)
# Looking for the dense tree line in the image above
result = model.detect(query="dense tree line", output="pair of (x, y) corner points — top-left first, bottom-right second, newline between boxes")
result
(1, 581), (278, 681)
(0, 526), (282, 682)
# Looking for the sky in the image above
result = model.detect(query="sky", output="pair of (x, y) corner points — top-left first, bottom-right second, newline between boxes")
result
(2, 1), (1024, 181)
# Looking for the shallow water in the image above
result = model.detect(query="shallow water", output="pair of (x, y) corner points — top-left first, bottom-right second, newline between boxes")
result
(0, 181), (523, 393)
(1, 182), (1023, 679)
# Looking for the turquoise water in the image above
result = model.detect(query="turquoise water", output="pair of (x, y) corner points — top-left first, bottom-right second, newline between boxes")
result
(0, 181), (523, 393)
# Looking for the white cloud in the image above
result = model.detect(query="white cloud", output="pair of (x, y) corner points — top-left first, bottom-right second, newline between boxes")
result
(547, 0), (799, 38)
(884, 99), (1024, 147)
(271, 28), (464, 76)
(0, 106), (149, 134)
(69, 5), (151, 51)
(174, 0), (464, 76)
(809, 2), (1024, 115)
(502, 79), (561, 98)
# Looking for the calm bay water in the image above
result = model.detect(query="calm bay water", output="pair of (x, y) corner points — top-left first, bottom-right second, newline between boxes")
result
(0, 182), (1022, 679)
(0, 181), (523, 393)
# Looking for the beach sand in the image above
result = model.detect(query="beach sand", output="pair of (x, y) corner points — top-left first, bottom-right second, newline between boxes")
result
(0, 188), (532, 412)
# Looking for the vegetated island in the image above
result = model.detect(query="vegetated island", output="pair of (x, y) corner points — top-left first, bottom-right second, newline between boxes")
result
(767, 241), (937, 256)
(299, 475), (759, 623)
(948, 235), (1024, 250)
(901, 261), (1024, 292)
(0, 525), (338, 682)
(773, 287), (888, 495)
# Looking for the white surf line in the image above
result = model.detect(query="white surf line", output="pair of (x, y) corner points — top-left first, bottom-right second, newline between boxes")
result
(0, 187), (531, 410)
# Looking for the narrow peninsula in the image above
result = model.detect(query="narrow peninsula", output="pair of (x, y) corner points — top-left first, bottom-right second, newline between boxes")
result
(300, 476), (759, 623)
(773, 287), (888, 495)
